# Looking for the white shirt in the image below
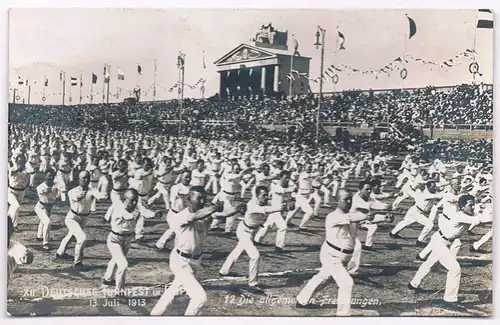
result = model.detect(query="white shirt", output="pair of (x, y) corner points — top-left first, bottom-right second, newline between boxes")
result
(171, 208), (211, 256)
(68, 186), (106, 216)
(438, 210), (478, 241)
(132, 168), (154, 195)
(110, 203), (156, 235)
(8, 166), (32, 190)
(37, 182), (59, 205)
(170, 183), (191, 212)
(243, 199), (278, 228)
(111, 170), (129, 191)
(191, 168), (208, 187)
(270, 182), (296, 206)
(324, 209), (356, 250)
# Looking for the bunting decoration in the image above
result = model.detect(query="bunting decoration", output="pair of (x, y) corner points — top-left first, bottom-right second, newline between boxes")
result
(319, 48), (478, 81)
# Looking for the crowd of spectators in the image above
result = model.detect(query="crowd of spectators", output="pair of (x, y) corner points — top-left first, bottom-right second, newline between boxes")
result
(8, 83), (492, 162)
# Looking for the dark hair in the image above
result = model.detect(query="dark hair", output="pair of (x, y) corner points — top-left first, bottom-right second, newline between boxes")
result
(370, 178), (382, 188)
(426, 180), (436, 189)
(255, 185), (269, 196)
(197, 159), (205, 164)
(279, 170), (290, 178)
(358, 179), (371, 190)
(125, 188), (139, 197)
(190, 186), (207, 196)
(458, 194), (475, 209)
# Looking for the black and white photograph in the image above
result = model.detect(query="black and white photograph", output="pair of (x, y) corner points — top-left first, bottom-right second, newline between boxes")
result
(6, 6), (493, 317)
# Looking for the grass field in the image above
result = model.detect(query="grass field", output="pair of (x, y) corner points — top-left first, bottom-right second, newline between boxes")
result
(7, 171), (492, 317)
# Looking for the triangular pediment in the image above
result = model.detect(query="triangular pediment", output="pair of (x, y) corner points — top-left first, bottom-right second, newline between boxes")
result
(214, 43), (277, 66)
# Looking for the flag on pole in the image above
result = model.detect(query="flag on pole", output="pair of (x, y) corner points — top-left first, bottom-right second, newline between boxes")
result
(202, 51), (207, 69)
(71, 77), (78, 86)
(18, 76), (24, 85)
(117, 68), (125, 80)
(92, 73), (98, 84)
(292, 35), (300, 56)
(44, 77), (48, 87)
(407, 15), (417, 39)
(104, 65), (110, 83)
(60, 72), (63, 81)
(477, 9), (493, 29)
(337, 31), (346, 50)
(137, 64), (142, 75)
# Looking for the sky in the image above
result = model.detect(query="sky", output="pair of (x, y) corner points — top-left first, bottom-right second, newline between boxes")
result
(8, 8), (494, 105)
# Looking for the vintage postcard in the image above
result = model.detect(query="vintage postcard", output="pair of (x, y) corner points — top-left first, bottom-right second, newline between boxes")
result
(7, 8), (493, 317)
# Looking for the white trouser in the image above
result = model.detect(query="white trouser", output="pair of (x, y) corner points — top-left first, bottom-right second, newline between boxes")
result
(346, 238), (362, 274)
(7, 188), (26, 227)
(410, 232), (461, 302)
(309, 190), (322, 216)
(35, 202), (52, 245)
(391, 206), (433, 242)
(57, 213), (87, 264)
(134, 195), (148, 239)
(89, 181), (99, 211)
(150, 249), (206, 316)
(285, 192), (314, 227)
(240, 180), (254, 199)
(211, 191), (236, 232)
(148, 182), (171, 210)
(220, 221), (260, 286)
(473, 230), (492, 250)
(429, 206), (439, 224)
(56, 171), (71, 202)
(104, 232), (132, 292)
(320, 185), (331, 205)
(395, 172), (410, 189)
(254, 211), (287, 248)
(359, 221), (378, 247)
(28, 164), (39, 187)
(297, 242), (354, 316)
(205, 173), (220, 194)
(329, 181), (340, 199)
(156, 209), (179, 249)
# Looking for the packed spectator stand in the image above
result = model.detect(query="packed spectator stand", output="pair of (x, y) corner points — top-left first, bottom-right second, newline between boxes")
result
(8, 83), (493, 163)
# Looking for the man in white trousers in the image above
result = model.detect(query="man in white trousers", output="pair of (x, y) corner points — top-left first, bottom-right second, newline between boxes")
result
(346, 180), (392, 274)
(8, 154), (33, 229)
(35, 169), (59, 251)
(102, 189), (161, 295)
(408, 195), (480, 309)
(150, 187), (237, 316)
(219, 185), (287, 290)
(155, 170), (192, 250)
(390, 180), (442, 247)
(104, 159), (129, 222)
(55, 171), (107, 268)
(296, 189), (374, 316)
(254, 170), (296, 253)
(470, 200), (492, 253)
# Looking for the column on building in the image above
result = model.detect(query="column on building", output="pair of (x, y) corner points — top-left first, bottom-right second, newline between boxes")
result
(273, 65), (279, 92)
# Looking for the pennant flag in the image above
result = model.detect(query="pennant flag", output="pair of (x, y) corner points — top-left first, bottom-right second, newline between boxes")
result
(44, 77), (48, 87)
(407, 15), (417, 39)
(477, 9), (493, 29)
(117, 68), (125, 80)
(337, 31), (346, 50)
(92, 73), (98, 84)
(292, 35), (300, 56)
(71, 77), (78, 86)
(137, 64), (142, 75)
(202, 51), (207, 69)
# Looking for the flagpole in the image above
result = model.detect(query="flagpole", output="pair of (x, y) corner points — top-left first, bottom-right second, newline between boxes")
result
(472, 12), (479, 85)
(103, 65), (106, 103)
(79, 73), (83, 104)
(315, 27), (326, 150)
(153, 60), (157, 101)
(27, 80), (31, 105)
(90, 74), (94, 104)
(402, 32), (407, 91)
(106, 66), (111, 105)
(13, 88), (17, 104)
(178, 54), (186, 137)
(62, 72), (66, 105)
(43, 76), (46, 102)
(289, 35), (295, 99)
